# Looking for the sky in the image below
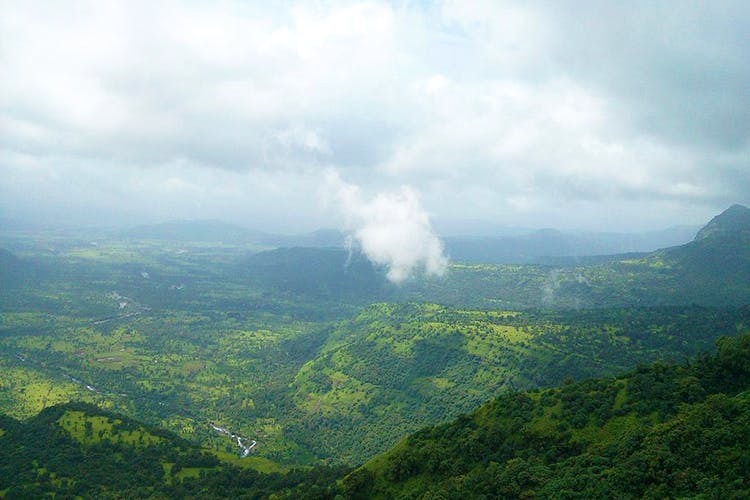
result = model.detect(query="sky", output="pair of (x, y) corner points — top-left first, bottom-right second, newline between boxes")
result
(1, 0), (749, 235)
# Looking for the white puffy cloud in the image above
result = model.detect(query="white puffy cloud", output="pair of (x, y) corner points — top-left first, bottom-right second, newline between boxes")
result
(323, 171), (447, 283)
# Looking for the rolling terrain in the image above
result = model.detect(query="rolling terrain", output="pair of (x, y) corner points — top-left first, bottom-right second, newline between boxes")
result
(344, 330), (750, 498)
(0, 401), (345, 498)
(2, 329), (749, 498)
(1, 205), (749, 497)
(282, 304), (749, 463)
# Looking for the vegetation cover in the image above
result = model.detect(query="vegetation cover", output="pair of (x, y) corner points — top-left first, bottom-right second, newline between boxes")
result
(284, 303), (749, 463)
(2, 330), (749, 498)
(0, 205), (749, 497)
(0, 402), (347, 499)
(344, 331), (750, 499)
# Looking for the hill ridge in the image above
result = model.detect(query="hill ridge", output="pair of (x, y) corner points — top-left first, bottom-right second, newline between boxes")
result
(694, 203), (750, 241)
(344, 331), (750, 498)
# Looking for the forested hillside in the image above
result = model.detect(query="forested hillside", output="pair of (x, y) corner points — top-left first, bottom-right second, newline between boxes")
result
(0, 402), (346, 498)
(3, 330), (749, 498)
(283, 304), (750, 463)
(344, 331), (750, 498)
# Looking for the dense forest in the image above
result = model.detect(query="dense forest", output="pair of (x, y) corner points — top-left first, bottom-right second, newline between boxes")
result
(345, 331), (750, 498)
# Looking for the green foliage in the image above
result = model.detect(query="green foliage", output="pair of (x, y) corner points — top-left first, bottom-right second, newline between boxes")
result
(354, 333), (750, 498)
(1, 228), (749, 466)
(0, 211), (749, 498)
(0, 402), (348, 498)
(284, 303), (749, 463)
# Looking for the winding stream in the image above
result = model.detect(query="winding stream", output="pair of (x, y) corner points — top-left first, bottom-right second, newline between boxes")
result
(210, 423), (257, 457)
(11, 351), (258, 458)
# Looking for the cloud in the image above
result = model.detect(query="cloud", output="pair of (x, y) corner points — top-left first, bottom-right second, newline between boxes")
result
(1, 1), (748, 231)
(323, 171), (447, 283)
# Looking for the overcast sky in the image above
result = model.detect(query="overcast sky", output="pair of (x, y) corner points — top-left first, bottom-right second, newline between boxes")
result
(1, 0), (748, 233)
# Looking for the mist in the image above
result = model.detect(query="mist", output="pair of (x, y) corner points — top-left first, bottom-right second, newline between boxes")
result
(324, 171), (447, 283)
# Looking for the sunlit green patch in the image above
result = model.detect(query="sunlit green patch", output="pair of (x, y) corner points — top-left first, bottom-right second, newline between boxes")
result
(58, 410), (165, 447)
(0, 364), (84, 419)
(211, 451), (290, 473)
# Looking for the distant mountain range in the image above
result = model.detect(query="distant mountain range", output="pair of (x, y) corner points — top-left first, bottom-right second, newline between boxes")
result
(235, 204), (750, 308)
(442, 224), (701, 264)
(117, 218), (700, 262)
(120, 220), (346, 248)
(2, 205), (749, 306)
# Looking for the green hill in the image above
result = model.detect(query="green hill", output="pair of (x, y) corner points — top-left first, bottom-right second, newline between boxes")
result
(0, 402), (346, 499)
(243, 247), (392, 301)
(343, 330), (750, 498)
(281, 304), (750, 464)
(694, 204), (750, 241)
(5, 329), (750, 498)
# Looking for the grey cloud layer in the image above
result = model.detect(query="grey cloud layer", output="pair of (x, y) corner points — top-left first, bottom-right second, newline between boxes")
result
(1, 1), (748, 230)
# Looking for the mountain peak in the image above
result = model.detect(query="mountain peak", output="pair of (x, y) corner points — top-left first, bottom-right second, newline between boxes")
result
(694, 204), (750, 241)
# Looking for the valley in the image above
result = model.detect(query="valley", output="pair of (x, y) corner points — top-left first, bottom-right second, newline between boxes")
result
(3, 1), (748, 496)
(1, 205), (750, 497)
